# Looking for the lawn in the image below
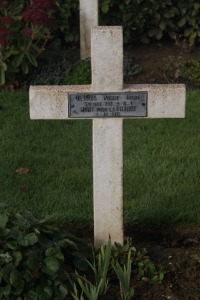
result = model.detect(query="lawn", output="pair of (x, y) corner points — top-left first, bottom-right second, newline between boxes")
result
(0, 89), (200, 229)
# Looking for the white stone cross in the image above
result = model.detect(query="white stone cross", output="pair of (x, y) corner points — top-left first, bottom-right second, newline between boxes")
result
(29, 26), (186, 247)
(80, 0), (98, 58)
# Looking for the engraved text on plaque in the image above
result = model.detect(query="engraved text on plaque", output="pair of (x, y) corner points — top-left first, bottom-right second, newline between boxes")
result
(68, 92), (147, 118)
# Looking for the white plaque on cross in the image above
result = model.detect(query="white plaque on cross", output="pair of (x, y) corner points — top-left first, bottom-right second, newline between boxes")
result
(29, 26), (186, 247)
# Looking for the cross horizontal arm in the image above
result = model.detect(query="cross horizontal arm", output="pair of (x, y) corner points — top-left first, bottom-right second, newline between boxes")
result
(29, 83), (186, 120)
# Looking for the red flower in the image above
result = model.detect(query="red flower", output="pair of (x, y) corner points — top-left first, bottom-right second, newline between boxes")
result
(22, 7), (50, 26)
(22, 7), (35, 23)
(33, 0), (56, 9)
(0, 26), (13, 46)
(0, 16), (14, 26)
(24, 28), (34, 38)
(0, 2), (4, 10)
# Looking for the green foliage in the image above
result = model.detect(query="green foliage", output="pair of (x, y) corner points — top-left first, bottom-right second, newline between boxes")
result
(63, 56), (142, 85)
(137, 258), (165, 284)
(113, 239), (164, 285)
(0, 213), (164, 299)
(112, 250), (135, 300)
(123, 55), (143, 82)
(0, 211), (91, 299)
(99, 0), (200, 46)
(55, 0), (79, 43)
(71, 239), (111, 299)
(64, 58), (92, 85)
(0, 0), (58, 85)
(71, 238), (164, 299)
(23, 53), (75, 86)
(52, 0), (200, 47)
(179, 59), (200, 84)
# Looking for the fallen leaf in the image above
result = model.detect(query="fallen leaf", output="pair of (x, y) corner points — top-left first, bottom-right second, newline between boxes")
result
(16, 167), (29, 175)
(18, 185), (31, 191)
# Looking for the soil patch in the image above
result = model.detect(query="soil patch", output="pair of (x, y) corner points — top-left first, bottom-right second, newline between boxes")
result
(63, 225), (200, 299)
(125, 42), (200, 86)
(128, 228), (200, 300)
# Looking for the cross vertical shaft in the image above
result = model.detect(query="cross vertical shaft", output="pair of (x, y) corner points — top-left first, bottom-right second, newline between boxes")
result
(80, 0), (98, 59)
(91, 27), (124, 246)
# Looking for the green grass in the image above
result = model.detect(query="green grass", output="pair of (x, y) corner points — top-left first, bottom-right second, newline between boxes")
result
(0, 90), (200, 229)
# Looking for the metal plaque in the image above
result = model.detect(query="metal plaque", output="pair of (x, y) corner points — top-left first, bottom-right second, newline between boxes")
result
(68, 92), (147, 118)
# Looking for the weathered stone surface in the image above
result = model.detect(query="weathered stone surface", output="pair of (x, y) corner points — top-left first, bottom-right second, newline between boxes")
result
(30, 84), (186, 120)
(29, 26), (186, 247)
(80, 0), (98, 59)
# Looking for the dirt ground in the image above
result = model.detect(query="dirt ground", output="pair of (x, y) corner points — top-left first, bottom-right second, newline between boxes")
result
(125, 42), (200, 86)
(67, 225), (200, 300)
(127, 228), (200, 300)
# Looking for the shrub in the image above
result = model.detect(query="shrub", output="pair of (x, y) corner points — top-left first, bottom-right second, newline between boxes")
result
(0, 211), (164, 299)
(63, 56), (142, 85)
(0, 211), (91, 299)
(179, 59), (200, 85)
(0, 0), (58, 85)
(99, 0), (200, 46)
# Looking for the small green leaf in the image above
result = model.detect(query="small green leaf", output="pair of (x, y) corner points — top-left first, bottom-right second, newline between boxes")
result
(156, 29), (163, 40)
(22, 60), (29, 74)
(0, 284), (11, 297)
(101, 3), (109, 13)
(30, 43), (42, 54)
(159, 21), (166, 30)
(2, 62), (7, 72)
(26, 53), (38, 67)
(178, 17), (186, 28)
(1, 263), (13, 281)
(6, 241), (18, 250)
(24, 290), (37, 300)
(18, 233), (38, 246)
(57, 284), (68, 299)
(27, 252), (41, 269)
(14, 251), (23, 267)
(148, 28), (157, 37)
(0, 214), (8, 229)
(44, 257), (60, 273)
(9, 269), (24, 288)
(12, 53), (24, 67)
(184, 27), (193, 37)
(0, 252), (13, 264)
(0, 68), (5, 85)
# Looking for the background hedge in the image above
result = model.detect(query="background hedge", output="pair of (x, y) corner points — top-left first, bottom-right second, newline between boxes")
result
(56, 0), (200, 47)
(1, 0), (200, 85)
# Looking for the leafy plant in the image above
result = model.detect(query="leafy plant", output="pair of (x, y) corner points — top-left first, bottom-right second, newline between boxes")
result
(0, 0), (58, 85)
(137, 258), (164, 284)
(99, 0), (200, 46)
(71, 239), (111, 299)
(112, 250), (134, 300)
(63, 56), (142, 86)
(179, 59), (200, 84)
(23, 54), (75, 86)
(123, 55), (143, 82)
(55, 0), (79, 44)
(113, 239), (164, 285)
(64, 58), (92, 85)
(0, 211), (91, 299)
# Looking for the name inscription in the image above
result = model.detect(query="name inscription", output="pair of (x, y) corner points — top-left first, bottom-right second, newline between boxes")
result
(68, 92), (147, 118)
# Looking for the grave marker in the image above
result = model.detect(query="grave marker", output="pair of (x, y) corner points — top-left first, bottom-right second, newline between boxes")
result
(80, 0), (98, 58)
(29, 26), (186, 247)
